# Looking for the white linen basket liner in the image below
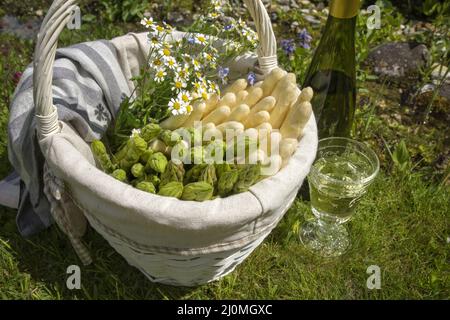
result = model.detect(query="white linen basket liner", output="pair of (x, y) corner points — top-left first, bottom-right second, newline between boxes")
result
(34, 0), (318, 286)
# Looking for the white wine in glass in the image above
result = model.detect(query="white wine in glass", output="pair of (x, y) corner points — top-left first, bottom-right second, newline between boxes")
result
(300, 137), (379, 257)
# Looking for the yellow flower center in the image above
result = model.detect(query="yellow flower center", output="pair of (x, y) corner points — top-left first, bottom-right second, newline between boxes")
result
(186, 105), (193, 113)
(157, 71), (164, 78)
(181, 94), (189, 103)
(175, 81), (183, 88)
(154, 59), (162, 66)
(173, 102), (181, 110)
(163, 48), (171, 56)
(156, 25), (164, 32)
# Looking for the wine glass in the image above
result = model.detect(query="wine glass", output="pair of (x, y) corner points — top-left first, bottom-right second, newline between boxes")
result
(299, 137), (380, 257)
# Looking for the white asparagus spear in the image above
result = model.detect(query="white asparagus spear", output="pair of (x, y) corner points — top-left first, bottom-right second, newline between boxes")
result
(279, 138), (299, 160)
(254, 81), (263, 88)
(249, 96), (276, 115)
(236, 148), (269, 166)
(228, 104), (250, 122)
(243, 128), (259, 140)
(183, 102), (206, 128)
(271, 73), (297, 102)
(255, 122), (272, 147)
(223, 78), (248, 95)
(217, 92), (237, 109)
(280, 100), (313, 139)
(216, 121), (245, 135)
(160, 113), (190, 130)
(261, 67), (287, 96)
(298, 86), (314, 102)
(243, 87), (264, 108)
(235, 90), (249, 107)
(203, 127), (223, 144)
(244, 110), (270, 128)
(260, 131), (282, 156)
(203, 93), (220, 116)
(202, 105), (231, 125)
(270, 83), (300, 129)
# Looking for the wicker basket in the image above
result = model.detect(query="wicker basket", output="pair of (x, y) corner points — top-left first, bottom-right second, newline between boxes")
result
(34, 0), (318, 286)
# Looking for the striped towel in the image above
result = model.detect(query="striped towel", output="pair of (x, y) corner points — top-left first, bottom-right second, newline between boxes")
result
(7, 39), (132, 237)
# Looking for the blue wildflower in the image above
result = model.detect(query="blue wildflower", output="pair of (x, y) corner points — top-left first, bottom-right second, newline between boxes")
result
(247, 72), (257, 86)
(281, 39), (296, 56)
(187, 37), (196, 44)
(298, 28), (312, 49)
(218, 67), (230, 84)
(224, 25), (233, 31)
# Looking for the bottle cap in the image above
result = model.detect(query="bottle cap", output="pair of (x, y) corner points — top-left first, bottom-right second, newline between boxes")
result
(329, 0), (361, 19)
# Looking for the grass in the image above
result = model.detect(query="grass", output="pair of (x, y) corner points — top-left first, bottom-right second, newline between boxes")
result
(0, 173), (448, 299)
(0, 0), (449, 299)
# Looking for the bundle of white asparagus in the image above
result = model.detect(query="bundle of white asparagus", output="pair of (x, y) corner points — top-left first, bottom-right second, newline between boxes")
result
(159, 67), (314, 176)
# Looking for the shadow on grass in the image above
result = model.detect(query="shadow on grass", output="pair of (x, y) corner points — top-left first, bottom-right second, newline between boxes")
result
(0, 206), (202, 299)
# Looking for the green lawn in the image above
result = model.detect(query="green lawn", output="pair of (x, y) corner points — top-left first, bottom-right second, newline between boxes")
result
(0, 0), (449, 299)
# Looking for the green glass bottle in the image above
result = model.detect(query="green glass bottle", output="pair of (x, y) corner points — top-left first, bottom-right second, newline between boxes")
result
(303, 0), (360, 139)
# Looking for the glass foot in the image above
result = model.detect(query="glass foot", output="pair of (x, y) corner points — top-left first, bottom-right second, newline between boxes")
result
(299, 219), (349, 258)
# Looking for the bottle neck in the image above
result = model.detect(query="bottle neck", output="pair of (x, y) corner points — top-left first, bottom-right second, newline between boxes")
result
(329, 0), (361, 19)
(313, 13), (357, 72)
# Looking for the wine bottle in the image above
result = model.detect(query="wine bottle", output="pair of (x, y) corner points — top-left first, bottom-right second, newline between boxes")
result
(303, 0), (360, 139)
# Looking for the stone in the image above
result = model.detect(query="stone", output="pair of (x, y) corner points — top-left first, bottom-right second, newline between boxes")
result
(431, 64), (450, 85)
(0, 15), (41, 40)
(304, 15), (321, 25)
(365, 42), (430, 83)
(415, 83), (450, 116)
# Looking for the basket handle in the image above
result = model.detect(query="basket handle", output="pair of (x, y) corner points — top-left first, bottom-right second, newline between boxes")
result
(33, 0), (278, 138)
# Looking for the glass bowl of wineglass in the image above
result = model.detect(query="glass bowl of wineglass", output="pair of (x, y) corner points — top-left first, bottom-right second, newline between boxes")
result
(299, 137), (380, 257)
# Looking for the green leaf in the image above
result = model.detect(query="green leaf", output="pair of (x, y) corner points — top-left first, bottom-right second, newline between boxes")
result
(392, 140), (411, 172)
(82, 14), (96, 23)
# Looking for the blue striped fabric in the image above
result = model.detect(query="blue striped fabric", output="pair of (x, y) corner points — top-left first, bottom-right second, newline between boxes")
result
(7, 39), (132, 237)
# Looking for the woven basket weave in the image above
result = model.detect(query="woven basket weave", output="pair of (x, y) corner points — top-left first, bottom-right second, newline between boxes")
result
(34, 0), (318, 286)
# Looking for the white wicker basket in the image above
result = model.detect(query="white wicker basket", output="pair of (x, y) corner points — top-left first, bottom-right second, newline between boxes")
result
(34, 0), (318, 286)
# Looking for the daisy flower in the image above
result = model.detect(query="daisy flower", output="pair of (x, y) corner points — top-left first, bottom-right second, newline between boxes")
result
(164, 56), (178, 70)
(202, 52), (216, 64)
(193, 81), (203, 92)
(195, 85), (210, 101)
(141, 17), (155, 29)
(194, 71), (204, 81)
(148, 35), (161, 49)
(207, 80), (220, 94)
(178, 90), (191, 104)
(191, 58), (202, 71)
(159, 46), (172, 58)
(155, 68), (167, 83)
(207, 12), (220, 19)
(176, 65), (190, 80)
(154, 24), (166, 35)
(168, 97), (186, 115)
(172, 77), (187, 91)
(150, 57), (163, 68)
(195, 34), (208, 46)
